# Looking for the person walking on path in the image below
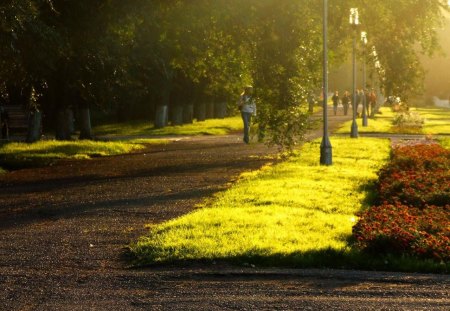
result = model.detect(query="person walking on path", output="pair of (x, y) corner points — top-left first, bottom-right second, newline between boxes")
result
(355, 89), (363, 116)
(332, 91), (340, 116)
(307, 92), (316, 113)
(341, 91), (351, 116)
(237, 85), (256, 144)
(368, 89), (377, 117)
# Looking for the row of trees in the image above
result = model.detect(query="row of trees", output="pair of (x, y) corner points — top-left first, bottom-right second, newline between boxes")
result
(0, 0), (448, 146)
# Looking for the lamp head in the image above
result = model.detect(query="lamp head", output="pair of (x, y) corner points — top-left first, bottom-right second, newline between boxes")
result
(361, 31), (368, 45)
(349, 8), (360, 26)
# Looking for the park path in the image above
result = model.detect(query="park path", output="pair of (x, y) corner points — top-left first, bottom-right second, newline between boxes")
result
(1, 109), (449, 310)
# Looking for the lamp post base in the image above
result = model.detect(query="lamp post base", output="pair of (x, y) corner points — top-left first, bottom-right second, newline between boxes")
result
(350, 120), (359, 138)
(362, 102), (368, 126)
(320, 136), (333, 165)
(362, 115), (368, 126)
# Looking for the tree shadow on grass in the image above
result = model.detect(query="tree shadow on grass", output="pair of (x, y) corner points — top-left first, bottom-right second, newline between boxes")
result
(127, 247), (449, 274)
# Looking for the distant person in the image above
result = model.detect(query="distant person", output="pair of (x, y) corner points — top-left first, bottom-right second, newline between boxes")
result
(341, 91), (351, 116)
(332, 91), (340, 115)
(307, 92), (316, 113)
(358, 89), (365, 116)
(237, 85), (256, 144)
(0, 104), (9, 140)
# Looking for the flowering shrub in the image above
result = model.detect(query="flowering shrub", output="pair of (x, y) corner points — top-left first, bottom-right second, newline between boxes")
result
(376, 144), (450, 208)
(353, 203), (449, 261)
(353, 143), (450, 262)
(392, 111), (424, 128)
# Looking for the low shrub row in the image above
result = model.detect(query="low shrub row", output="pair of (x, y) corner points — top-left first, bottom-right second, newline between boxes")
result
(353, 143), (449, 262)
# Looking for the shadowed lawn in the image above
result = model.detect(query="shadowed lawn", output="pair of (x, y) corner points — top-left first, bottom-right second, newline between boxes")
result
(131, 137), (393, 267)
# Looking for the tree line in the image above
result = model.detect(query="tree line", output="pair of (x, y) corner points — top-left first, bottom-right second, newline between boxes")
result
(1, 0), (448, 146)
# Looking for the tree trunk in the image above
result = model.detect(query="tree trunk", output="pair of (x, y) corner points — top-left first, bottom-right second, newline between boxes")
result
(182, 104), (194, 124)
(170, 105), (183, 125)
(26, 111), (42, 143)
(154, 81), (171, 128)
(55, 108), (73, 140)
(196, 102), (206, 121)
(206, 101), (214, 119)
(154, 105), (168, 128)
(214, 101), (227, 119)
(78, 107), (92, 139)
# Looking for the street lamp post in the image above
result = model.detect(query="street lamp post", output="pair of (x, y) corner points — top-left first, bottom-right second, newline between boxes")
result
(349, 8), (359, 138)
(361, 31), (368, 127)
(320, 0), (332, 165)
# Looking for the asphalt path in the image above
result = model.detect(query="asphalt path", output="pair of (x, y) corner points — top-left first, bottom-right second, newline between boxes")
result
(0, 109), (448, 310)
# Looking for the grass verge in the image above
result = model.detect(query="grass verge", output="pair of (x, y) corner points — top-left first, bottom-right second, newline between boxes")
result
(336, 106), (450, 135)
(439, 137), (450, 149)
(93, 117), (243, 137)
(0, 139), (165, 169)
(132, 137), (429, 270)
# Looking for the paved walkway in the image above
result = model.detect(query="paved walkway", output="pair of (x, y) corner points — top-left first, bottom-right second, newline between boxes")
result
(1, 109), (449, 310)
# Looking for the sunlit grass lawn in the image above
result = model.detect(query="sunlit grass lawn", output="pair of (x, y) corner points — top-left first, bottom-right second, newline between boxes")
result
(131, 137), (393, 268)
(0, 139), (166, 169)
(93, 116), (243, 137)
(336, 106), (450, 135)
(419, 107), (450, 135)
(439, 137), (450, 149)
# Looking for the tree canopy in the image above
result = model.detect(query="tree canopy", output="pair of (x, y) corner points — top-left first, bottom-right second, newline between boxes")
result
(0, 0), (448, 146)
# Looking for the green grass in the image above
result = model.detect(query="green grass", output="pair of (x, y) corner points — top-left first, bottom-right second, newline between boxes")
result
(93, 116), (243, 137)
(336, 106), (450, 135)
(439, 137), (450, 149)
(132, 137), (399, 268)
(0, 139), (164, 169)
(419, 107), (450, 135)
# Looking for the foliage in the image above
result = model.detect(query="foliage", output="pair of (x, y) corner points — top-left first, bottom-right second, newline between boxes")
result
(354, 0), (450, 99)
(353, 143), (450, 262)
(130, 137), (391, 267)
(1, 1), (448, 148)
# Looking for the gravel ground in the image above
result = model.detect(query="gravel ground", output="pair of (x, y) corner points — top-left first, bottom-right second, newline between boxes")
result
(0, 111), (448, 310)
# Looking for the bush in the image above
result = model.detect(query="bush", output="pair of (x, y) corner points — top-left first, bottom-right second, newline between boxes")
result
(353, 203), (449, 261)
(392, 111), (424, 127)
(376, 144), (450, 208)
(353, 143), (450, 262)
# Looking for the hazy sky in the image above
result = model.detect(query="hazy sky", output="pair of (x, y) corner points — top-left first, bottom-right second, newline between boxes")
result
(422, 11), (450, 97)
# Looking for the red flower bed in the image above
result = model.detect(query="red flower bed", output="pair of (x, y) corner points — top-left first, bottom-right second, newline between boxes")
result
(377, 144), (450, 208)
(353, 143), (450, 261)
(353, 203), (450, 261)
